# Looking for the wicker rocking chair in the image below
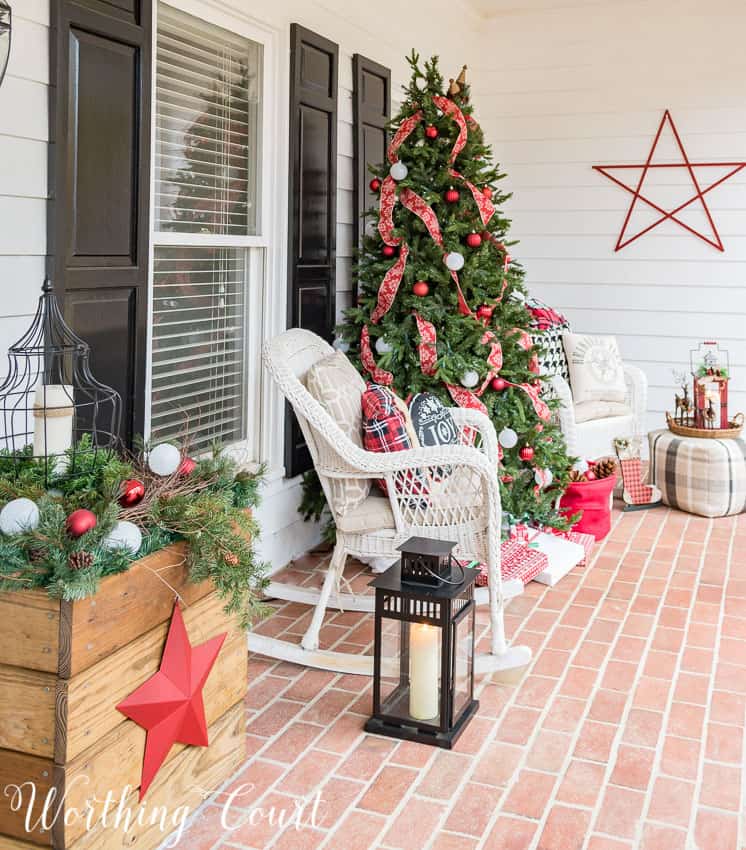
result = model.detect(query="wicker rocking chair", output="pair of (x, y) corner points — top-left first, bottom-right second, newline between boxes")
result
(248, 328), (531, 677)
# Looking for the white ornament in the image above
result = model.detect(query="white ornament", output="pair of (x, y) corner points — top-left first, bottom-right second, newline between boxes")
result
(445, 251), (465, 271)
(460, 370), (479, 389)
(510, 291), (526, 304)
(375, 338), (392, 355)
(333, 338), (350, 353)
(572, 459), (589, 475)
(0, 498), (40, 535)
(498, 427), (518, 449)
(103, 520), (142, 555)
(535, 468), (553, 487)
(389, 161), (408, 181)
(147, 443), (181, 477)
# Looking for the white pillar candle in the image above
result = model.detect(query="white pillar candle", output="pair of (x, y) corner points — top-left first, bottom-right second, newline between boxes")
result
(409, 622), (440, 721)
(33, 384), (74, 459)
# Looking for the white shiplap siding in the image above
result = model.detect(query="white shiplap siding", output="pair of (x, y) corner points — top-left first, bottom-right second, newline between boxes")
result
(0, 2), (50, 362)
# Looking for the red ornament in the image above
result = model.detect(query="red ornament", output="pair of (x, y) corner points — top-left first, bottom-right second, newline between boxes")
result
(444, 187), (460, 203)
(382, 245), (397, 258)
(413, 281), (430, 297)
(425, 125), (438, 139)
(505, 254), (512, 264)
(585, 469), (597, 481)
(501, 474), (514, 484)
(66, 509), (97, 538)
(369, 177), (382, 192)
(593, 110), (746, 252)
(117, 604), (226, 800)
(519, 446), (535, 462)
(476, 304), (493, 320)
(535, 423), (544, 432)
(119, 479), (145, 508)
(178, 457), (197, 476)
(466, 232), (483, 248)
(483, 186), (493, 198)
(491, 376), (507, 392)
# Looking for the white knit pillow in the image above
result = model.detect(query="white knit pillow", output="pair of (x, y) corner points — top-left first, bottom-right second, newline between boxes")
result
(563, 333), (626, 404)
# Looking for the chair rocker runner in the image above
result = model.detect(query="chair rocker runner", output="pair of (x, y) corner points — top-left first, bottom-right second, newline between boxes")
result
(249, 328), (531, 677)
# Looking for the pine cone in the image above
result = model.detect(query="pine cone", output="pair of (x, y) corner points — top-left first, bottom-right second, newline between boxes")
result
(28, 546), (46, 564)
(568, 469), (584, 482)
(68, 551), (94, 571)
(594, 458), (617, 480)
(224, 552), (239, 566)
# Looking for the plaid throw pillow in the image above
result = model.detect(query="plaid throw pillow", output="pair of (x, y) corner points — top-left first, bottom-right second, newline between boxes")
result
(362, 384), (414, 494)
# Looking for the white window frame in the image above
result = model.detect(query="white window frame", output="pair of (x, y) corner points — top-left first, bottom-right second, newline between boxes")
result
(145, 0), (279, 465)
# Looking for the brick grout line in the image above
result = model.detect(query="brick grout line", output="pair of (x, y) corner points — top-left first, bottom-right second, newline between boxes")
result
(459, 507), (651, 850)
(684, 515), (742, 850)
(590, 509), (700, 847)
(550, 508), (677, 850)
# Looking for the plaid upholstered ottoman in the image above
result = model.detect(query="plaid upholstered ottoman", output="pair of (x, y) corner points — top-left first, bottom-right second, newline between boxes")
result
(649, 429), (746, 517)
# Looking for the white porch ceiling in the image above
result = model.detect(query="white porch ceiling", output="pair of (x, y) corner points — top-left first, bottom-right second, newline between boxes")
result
(465, 0), (612, 17)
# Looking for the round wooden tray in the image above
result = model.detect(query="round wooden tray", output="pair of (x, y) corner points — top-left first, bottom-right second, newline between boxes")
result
(666, 411), (744, 439)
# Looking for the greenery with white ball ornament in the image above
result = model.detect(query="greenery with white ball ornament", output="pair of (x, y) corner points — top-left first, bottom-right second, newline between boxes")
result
(0, 436), (268, 627)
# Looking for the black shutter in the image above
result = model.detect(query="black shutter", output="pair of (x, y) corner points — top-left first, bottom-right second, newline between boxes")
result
(285, 24), (338, 477)
(353, 55), (391, 262)
(48, 0), (151, 449)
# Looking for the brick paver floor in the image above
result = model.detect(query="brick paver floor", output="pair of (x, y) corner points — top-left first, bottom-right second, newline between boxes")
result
(174, 506), (746, 850)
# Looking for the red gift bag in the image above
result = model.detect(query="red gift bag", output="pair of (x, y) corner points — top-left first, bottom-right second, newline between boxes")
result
(559, 474), (617, 541)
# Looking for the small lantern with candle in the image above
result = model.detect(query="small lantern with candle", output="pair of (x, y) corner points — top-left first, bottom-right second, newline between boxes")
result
(0, 280), (121, 484)
(690, 341), (729, 430)
(365, 536), (479, 748)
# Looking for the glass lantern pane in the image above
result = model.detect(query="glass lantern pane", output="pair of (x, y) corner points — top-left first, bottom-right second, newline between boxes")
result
(379, 618), (442, 727)
(452, 607), (474, 721)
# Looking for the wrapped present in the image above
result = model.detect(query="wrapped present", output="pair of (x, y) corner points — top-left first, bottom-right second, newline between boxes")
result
(475, 539), (548, 587)
(547, 527), (595, 566)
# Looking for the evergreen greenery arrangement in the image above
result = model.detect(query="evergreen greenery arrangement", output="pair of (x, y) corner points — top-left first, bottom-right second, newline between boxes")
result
(305, 53), (575, 534)
(0, 437), (268, 628)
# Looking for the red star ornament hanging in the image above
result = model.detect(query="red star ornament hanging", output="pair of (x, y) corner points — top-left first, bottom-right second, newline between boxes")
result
(116, 602), (226, 800)
(593, 110), (746, 252)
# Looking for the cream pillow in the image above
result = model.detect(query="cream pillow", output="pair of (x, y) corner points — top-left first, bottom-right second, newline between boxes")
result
(305, 351), (370, 516)
(563, 333), (626, 404)
(574, 400), (632, 423)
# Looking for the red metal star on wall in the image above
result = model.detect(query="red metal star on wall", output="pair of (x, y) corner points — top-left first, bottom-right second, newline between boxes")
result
(593, 110), (746, 251)
(116, 603), (226, 800)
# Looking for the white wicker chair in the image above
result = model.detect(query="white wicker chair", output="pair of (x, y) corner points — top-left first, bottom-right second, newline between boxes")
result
(248, 328), (531, 677)
(549, 365), (648, 461)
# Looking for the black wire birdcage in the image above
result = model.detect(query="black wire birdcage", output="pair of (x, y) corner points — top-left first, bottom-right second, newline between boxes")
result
(0, 280), (122, 484)
(0, 2), (11, 89)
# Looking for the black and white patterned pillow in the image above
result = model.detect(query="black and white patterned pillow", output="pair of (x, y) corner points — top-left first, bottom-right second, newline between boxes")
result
(525, 296), (571, 383)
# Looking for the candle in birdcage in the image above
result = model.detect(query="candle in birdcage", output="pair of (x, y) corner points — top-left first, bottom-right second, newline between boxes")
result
(33, 384), (74, 459)
(409, 622), (440, 720)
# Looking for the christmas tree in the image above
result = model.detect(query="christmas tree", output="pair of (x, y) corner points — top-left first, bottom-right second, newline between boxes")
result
(337, 53), (575, 529)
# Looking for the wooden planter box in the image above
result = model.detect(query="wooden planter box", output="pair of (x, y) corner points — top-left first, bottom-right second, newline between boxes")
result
(0, 544), (248, 850)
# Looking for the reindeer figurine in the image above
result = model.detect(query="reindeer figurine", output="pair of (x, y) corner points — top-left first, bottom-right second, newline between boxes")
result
(705, 398), (717, 429)
(672, 370), (692, 425)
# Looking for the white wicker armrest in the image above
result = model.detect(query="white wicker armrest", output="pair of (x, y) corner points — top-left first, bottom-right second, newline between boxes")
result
(623, 364), (648, 437)
(548, 373), (578, 457)
(449, 407), (500, 464)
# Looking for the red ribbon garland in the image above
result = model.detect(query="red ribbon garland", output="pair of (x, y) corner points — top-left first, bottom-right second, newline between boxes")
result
(371, 244), (409, 324)
(387, 110), (423, 164)
(378, 176), (400, 247)
(360, 326), (393, 385)
(446, 383), (488, 416)
(432, 96), (468, 164)
(449, 168), (495, 227)
(414, 312), (438, 376)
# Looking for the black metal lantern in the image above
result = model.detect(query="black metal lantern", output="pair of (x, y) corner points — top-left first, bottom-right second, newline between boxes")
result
(365, 538), (479, 749)
(0, 280), (122, 484)
(0, 2), (10, 88)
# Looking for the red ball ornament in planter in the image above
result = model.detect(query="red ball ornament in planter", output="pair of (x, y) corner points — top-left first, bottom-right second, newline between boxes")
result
(413, 281), (430, 297)
(466, 232), (482, 248)
(425, 124), (438, 139)
(66, 509), (97, 538)
(444, 187), (460, 203)
(369, 177), (382, 192)
(178, 457), (197, 476)
(491, 376), (507, 392)
(381, 245), (397, 258)
(519, 445), (535, 462)
(119, 479), (145, 508)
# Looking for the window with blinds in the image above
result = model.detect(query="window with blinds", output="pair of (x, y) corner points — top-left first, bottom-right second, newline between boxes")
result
(151, 247), (247, 452)
(151, 5), (264, 455)
(155, 5), (262, 235)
